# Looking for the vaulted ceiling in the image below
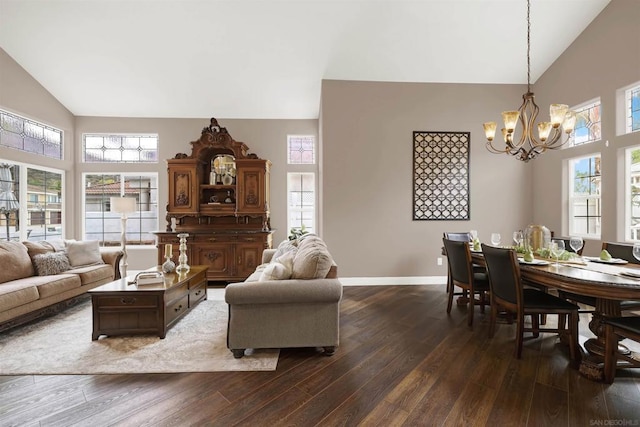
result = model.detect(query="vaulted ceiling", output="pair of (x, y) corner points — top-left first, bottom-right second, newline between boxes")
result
(0, 0), (611, 119)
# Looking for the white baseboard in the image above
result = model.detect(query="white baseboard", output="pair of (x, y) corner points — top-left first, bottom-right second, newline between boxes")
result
(339, 276), (447, 286)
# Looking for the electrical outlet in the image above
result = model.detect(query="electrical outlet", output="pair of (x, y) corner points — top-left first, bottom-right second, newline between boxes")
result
(437, 257), (443, 266)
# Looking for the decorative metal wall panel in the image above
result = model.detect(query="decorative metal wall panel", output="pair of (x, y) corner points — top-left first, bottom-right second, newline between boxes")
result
(413, 131), (470, 220)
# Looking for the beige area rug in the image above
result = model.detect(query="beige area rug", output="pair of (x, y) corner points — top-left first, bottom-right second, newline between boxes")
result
(0, 290), (279, 374)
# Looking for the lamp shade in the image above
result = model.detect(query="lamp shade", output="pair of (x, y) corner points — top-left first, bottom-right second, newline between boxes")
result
(110, 196), (136, 214)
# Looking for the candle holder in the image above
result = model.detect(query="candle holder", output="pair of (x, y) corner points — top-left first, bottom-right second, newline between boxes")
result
(176, 233), (190, 273)
(162, 255), (176, 273)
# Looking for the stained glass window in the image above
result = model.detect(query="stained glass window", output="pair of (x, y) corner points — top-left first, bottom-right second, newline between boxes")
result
(287, 135), (315, 164)
(627, 85), (640, 134)
(570, 99), (601, 146)
(83, 134), (158, 163)
(0, 110), (63, 159)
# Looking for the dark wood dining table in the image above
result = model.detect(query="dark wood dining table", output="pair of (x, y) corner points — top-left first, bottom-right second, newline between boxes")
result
(470, 251), (640, 381)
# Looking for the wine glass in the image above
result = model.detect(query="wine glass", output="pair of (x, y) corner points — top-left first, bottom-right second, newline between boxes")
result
(569, 236), (584, 254)
(513, 231), (523, 248)
(633, 243), (640, 263)
(470, 230), (478, 241)
(490, 233), (501, 246)
(550, 239), (565, 267)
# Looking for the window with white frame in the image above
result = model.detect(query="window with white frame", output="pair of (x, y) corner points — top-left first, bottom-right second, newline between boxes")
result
(83, 173), (158, 246)
(83, 134), (158, 163)
(625, 146), (640, 241)
(569, 99), (601, 147)
(287, 135), (316, 234)
(625, 84), (640, 134)
(0, 160), (64, 242)
(0, 110), (63, 159)
(568, 154), (601, 238)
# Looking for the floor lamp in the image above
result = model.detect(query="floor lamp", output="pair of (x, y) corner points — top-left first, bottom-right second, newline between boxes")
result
(110, 196), (136, 278)
(0, 164), (20, 241)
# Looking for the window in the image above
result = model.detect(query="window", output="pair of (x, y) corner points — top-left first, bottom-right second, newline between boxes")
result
(0, 160), (64, 242)
(569, 99), (601, 147)
(0, 110), (63, 159)
(287, 173), (315, 233)
(568, 154), (601, 238)
(287, 135), (315, 165)
(287, 135), (316, 234)
(626, 84), (640, 134)
(83, 134), (158, 163)
(626, 146), (640, 241)
(83, 173), (158, 246)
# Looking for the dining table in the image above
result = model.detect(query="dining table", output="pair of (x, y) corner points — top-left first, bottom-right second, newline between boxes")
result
(470, 250), (640, 381)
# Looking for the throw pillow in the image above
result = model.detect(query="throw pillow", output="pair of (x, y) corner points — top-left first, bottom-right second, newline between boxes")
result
(33, 251), (71, 276)
(291, 237), (333, 279)
(259, 252), (295, 281)
(272, 239), (298, 260)
(65, 240), (104, 267)
(23, 241), (55, 263)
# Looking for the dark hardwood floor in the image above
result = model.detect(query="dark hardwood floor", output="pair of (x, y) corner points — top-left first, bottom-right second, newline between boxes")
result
(1, 285), (639, 426)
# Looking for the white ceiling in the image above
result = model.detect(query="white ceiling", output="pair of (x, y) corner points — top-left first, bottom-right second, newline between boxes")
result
(0, 0), (610, 119)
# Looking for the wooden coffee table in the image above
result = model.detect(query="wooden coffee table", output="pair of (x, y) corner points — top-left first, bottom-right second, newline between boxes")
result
(89, 266), (208, 340)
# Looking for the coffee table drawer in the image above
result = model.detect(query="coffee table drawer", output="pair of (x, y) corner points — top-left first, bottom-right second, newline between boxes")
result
(94, 294), (160, 309)
(166, 294), (189, 325)
(189, 283), (207, 306)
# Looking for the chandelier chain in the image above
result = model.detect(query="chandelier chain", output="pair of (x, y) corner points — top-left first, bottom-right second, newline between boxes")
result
(527, 0), (531, 92)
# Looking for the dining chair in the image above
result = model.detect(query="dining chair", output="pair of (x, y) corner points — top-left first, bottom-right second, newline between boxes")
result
(604, 316), (640, 383)
(443, 238), (490, 327)
(481, 244), (580, 363)
(602, 242), (640, 264)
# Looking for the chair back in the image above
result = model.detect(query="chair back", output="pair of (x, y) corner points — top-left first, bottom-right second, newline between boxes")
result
(602, 242), (639, 265)
(443, 232), (472, 242)
(481, 244), (521, 306)
(442, 238), (472, 286)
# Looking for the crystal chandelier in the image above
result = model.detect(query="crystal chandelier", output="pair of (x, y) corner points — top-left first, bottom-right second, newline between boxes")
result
(483, 0), (577, 162)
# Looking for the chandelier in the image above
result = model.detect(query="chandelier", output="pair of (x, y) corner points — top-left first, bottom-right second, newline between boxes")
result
(483, 0), (577, 162)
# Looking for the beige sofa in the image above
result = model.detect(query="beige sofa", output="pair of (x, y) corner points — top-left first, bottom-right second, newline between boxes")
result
(0, 240), (123, 332)
(225, 234), (342, 358)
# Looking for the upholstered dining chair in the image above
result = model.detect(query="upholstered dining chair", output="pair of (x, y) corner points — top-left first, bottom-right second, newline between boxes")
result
(443, 238), (489, 327)
(481, 244), (581, 363)
(602, 241), (640, 264)
(604, 316), (640, 383)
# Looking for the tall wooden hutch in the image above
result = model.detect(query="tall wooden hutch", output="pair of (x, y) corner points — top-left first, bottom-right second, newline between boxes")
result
(155, 118), (273, 282)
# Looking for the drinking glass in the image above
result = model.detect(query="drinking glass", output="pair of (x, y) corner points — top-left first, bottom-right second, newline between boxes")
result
(490, 233), (501, 246)
(569, 236), (584, 254)
(633, 243), (640, 263)
(513, 231), (523, 247)
(470, 230), (478, 241)
(550, 239), (565, 267)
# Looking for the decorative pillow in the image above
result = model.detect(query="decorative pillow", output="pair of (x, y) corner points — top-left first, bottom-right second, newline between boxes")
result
(272, 239), (298, 260)
(65, 240), (104, 267)
(33, 251), (71, 276)
(23, 241), (55, 263)
(259, 251), (295, 281)
(291, 236), (333, 279)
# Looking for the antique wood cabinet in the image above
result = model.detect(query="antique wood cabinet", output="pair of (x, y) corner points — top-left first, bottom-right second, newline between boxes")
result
(156, 118), (273, 282)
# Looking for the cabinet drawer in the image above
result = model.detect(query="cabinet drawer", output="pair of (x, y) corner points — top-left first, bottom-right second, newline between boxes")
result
(94, 294), (160, 309)
(191, 234), (238, 243)
(166, 294), (189, 325)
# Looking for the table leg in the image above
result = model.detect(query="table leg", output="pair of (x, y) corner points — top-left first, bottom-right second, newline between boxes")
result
(579, 298), (628, 381)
